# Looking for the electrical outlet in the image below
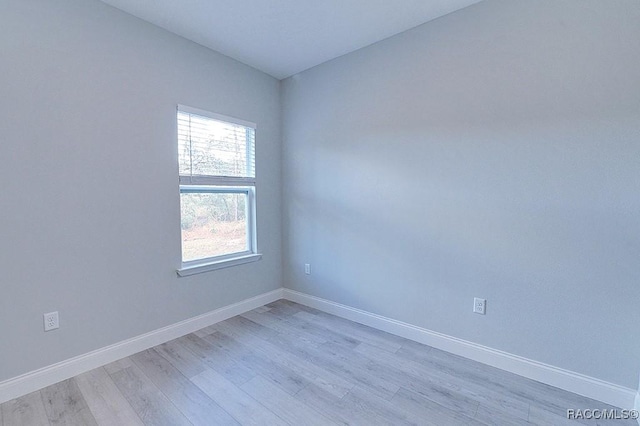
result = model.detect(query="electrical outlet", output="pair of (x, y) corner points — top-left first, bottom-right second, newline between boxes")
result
(44, 311), (59, 331)
(304, 263), (311, 275)
(473, 298), (486, 315)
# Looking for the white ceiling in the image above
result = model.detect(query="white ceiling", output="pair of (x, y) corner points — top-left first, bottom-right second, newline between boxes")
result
(99, 0), (482, 80)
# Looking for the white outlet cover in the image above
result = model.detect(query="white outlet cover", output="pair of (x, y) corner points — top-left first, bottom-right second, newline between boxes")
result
(44, 311), (59, 331)
(304, 264), (311, 275)
(473, 298), (486, 315)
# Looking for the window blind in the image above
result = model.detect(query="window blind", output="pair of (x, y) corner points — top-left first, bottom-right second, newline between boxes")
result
(178, 108), (255, 184)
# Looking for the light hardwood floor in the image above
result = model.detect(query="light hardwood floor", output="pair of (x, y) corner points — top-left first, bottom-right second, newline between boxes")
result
(1, 300), (634, 425)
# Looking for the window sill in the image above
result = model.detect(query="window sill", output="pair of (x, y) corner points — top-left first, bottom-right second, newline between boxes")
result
(177, 253), (262, 277)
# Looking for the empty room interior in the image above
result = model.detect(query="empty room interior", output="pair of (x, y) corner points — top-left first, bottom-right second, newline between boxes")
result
(1, 0), (639, 424)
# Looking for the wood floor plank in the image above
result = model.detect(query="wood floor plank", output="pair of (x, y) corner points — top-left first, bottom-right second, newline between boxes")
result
(409, 343), (580, 415)
(342, 385), (437, 426)
(474, 403), (533, 426)
(131, 348), (239, 425)
(396, 343), (513, 394)
(74, 367), (143, 426)
(308, 341), (407, 400)
(193, 324), (219, 338)
(295, 382), (385, 426)
(109, 363), (192, 426)
(241, 311), (400, 397)
(518, 380), (624, 425)
(276, 299), (316, 312)
(263, 301), (303, 317)
(353, 341), (481, 417)
(242, 310), (328, 346)
(263, 308), (385, 358)
(154, 338), (207, 379)
(261, 309), (361, 349)
(240, 376), (337, 426)
(296, 382), (428, 426)
(333, 338), (484, 412)
(1, 391), (50, 426)
(214, 319), (354, 398)
(393, 343), (607, 425)
(103, 357), (134, 376)
(40, 379), (98, 426)
(525, 393), (596, 425)
(191, 368), (288, 426)
(283, 300), (409, 347)
(396, 343), (508, 396)
(391, 387), (485, 426)
(266, 309), (527, 422)
(412, 344), (616, 423)
(293, 310), (403, 353)
(202, 331), (309, 396)
(528, 404), (594, 426)
(356, 341), (530, 420)
(241, 314), (400, 400)
(179, 333), (256, 386)
(224, 315), (286, 343)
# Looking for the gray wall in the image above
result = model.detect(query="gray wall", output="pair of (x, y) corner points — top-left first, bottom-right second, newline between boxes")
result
(282, 0), (640, 388)
(0, 0), (282, 382)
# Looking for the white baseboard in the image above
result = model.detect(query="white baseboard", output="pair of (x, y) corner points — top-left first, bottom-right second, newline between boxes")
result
(283, 289), (636, 410)
(2, 286), (634, 411)
(0, 288), (283, 404)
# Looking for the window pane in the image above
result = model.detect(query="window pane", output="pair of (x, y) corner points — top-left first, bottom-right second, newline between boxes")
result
(178, 111), (255, 179)
(180, 192), (248, 262)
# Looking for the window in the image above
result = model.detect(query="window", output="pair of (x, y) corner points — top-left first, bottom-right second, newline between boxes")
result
(176, 105), (260, 276)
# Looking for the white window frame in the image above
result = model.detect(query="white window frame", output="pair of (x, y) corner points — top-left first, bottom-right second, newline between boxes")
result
(176, 105), (261, 276)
